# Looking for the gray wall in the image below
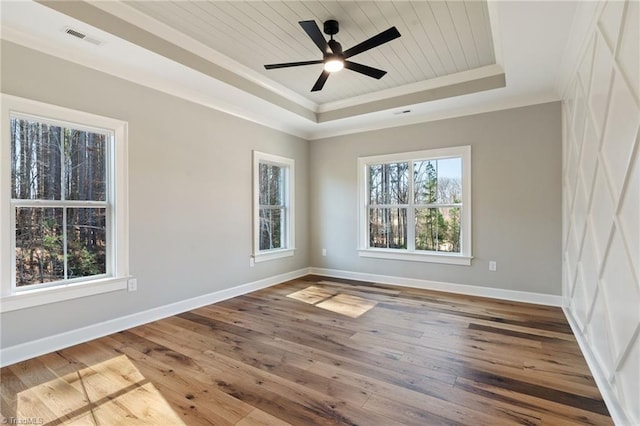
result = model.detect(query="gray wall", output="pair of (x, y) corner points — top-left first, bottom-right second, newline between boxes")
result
(0, 41), (309, 348)
(309, 102), (562, 295)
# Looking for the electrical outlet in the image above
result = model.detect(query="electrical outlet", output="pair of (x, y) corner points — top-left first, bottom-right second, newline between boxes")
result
(127, 278), (137, 292)
(489, 261), (497, 272)
(322, 248), (327, 257)
(249, 257), (255, 267)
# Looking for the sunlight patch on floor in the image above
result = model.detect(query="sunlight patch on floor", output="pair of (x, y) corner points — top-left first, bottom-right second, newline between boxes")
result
(317, 293), (377, 318)
(16, 355), (185, 425)
(287, 286), (377, 318)
(286, 285), (335, 304)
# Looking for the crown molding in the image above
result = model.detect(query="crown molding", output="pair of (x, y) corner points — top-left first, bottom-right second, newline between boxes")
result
(318, 64), (504, 113)
(34, 0), (317, 122)
(88, 0), (318, 113)
(317, 65), (505, 122)
(0, 25), (313, 139)
(308, 94), (560, 141)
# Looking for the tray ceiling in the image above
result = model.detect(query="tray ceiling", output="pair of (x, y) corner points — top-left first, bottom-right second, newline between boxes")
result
(123, 1), (497, 105)
(1, 1), (581, 139)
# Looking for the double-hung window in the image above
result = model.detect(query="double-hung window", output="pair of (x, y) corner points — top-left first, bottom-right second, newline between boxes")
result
(358, 146), (472, 265)
(252, 151), (295, 262)
(1, 95), (129, 312)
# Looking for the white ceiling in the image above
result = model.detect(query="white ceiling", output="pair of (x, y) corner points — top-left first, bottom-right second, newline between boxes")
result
(0, 1), (582, 140)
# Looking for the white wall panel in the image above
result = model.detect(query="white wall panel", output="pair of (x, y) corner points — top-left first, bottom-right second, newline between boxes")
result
(618, 152), (639, 274)
(572, 264), (590, 326)
(577, 35), (595, 91)
(573, 80), (589, 147)
(580, 230), (599, 305)
(588, 35), (614, 135)
(597, 0), (624, 52)
(588, 166), (615, 255)
(573, 176), (589, 240)
(563, 1), (640, 424)
(617, 337), (640, 423)
(566, 128), (581, 207)
(601, 74), (640, 199)
(588, 289), (614, 376)
(616, 0), (639, 98)
(580, 117), (600, 192)
(600, 229), (640, 357)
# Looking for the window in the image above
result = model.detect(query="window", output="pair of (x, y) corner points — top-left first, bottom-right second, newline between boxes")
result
(358, 146), (472, 265)
(1, 95), (129, 312)
(253, 151), (295, 262)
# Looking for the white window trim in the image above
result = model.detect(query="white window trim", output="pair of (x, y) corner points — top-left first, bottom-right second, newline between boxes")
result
(252, 151), (295, 263)
(0, 94), (130, 312)
(357, 145), (472, 266)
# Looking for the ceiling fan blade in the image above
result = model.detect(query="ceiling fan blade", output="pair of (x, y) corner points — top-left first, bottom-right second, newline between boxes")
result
(264, 60), (323, 69)
(344, 61), (387, 79)
(311, 70), (330, 92)
(299, 20), (331, 54)
(343, 27), (401, 59)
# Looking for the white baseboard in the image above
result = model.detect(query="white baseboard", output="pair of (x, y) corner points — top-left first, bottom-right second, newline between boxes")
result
(309, 267), (563, 306)
(563, 307), (629, 426)
(0, 268), (310, 367)
(0, 266), (565, 367)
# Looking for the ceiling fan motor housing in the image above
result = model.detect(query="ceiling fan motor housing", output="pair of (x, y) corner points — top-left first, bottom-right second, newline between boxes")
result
(324, 20), (339, 36)
(327, 39), (343, 56)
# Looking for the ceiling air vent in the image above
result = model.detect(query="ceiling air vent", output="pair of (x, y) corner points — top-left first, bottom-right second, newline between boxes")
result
(64, 27), (102, 46)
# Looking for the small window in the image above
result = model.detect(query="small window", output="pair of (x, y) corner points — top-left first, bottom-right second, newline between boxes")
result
(253, 151), (295, 262)
(358, 146), (472, 265)
(1, 95), (129, 312)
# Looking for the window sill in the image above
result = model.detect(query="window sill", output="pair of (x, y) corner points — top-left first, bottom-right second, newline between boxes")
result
(358, 249), (472, 265)
(254, 248), (295, 263)
(0, 277), (129, 313)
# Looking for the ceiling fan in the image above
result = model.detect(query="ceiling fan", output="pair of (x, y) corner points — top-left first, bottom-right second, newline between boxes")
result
(264, 20), (401, 92)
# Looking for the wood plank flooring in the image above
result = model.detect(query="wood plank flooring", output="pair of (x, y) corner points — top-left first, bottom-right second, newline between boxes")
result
(1, 275), (612, 425)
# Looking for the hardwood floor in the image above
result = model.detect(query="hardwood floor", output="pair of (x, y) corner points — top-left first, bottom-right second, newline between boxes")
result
(1, 275), (612, 425)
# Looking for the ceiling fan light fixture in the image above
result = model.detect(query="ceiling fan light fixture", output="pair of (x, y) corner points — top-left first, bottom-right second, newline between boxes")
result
(324, 57), (344, 73)
(264, 20), (401, 91)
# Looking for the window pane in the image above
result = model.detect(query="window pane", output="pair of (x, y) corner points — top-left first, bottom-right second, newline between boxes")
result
(15, 207), (64, 286)
(10, 118), (63, 200)
(259, 163), (283, 206)
(414, 160), (437, 204)
(259, 208), (284, 250)
(415, 207), (461, 253)
(414, 158), (462, 204)
(368, 162), (408, 205)
(67, 208), (107, 278)
(66, 130), (107, 201)
(369, 208), (407, 249)
(368, 164), (384, 204)
(436, 158), (462, 203)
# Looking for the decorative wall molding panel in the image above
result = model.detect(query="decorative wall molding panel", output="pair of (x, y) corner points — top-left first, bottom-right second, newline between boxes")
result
(562, 1), (639, 424)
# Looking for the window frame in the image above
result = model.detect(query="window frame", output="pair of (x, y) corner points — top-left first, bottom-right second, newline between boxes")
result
(357, 146), (472, 266)
(252, 151), (295, 263)
(1, 94), (130, 312)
